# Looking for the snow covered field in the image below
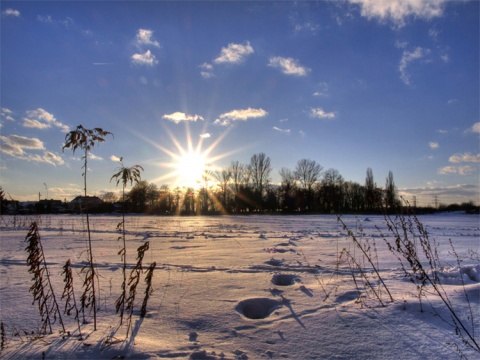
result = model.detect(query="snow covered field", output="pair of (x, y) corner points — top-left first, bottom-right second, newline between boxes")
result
(0, 213), (479, 359)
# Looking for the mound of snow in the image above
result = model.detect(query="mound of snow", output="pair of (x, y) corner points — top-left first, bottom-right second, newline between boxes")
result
(460, 264), (480, 282)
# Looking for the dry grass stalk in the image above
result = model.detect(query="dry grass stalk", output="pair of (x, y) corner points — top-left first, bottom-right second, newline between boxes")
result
(111, 157), (143, 325)
(1, 322), (5, 350)
(126, 241), (150, 338)
(62, 125), (112, 331)
(141, 262), (156, 318)
(25, 222), (65, 335)
(338, 216), (394, 303)
(379, 210), (479, 352)
(61, 259), (82, 338)
(340, 248), (385, 306)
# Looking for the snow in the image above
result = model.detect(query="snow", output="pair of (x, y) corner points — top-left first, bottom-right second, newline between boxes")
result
(0, 213), (479, 359)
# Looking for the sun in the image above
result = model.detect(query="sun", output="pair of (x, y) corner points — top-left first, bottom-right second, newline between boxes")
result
(146, 124), (229, 190)
(174, 150), (210, 189)
(133, 121), (243, 191)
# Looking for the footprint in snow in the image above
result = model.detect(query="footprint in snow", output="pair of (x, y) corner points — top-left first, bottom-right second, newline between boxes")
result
(189, 331), (198, 342)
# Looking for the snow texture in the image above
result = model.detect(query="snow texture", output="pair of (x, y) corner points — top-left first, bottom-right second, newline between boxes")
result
(0, 214), (479, 359)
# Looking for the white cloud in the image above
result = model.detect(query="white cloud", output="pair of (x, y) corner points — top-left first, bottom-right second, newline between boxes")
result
(273, 127), (291, 134)
(0, 134), (63, 166)
(88, 153), (103, 161)
(436, 129), (448, 134)
(200, 133), (211, 139)
(0, 135), (44, 155)
(395, 40), (409, 49)
(1, 108), (15, 122)
(110, 155), (122, 162)
(268, 56), (310, 76)
(135, 29), (160, 48)
(214, 41), (254, 64)
(2, 8), (20, 17)
(27, 108), (55, 122)
(439, 165), (477, 175)
(60, 17), (74, 28)
(457, 166), (476, 175)
(447, 99), (458, 105)
(438, 166), (457, 175)
(37, 15), (53, 23)
(162, 112), (204, 124)
(310, 107), (336, 119)
(428, 27), (440, 39)
(131, 50), (158, 66)
(294, 22), (320, 34)
(37, 15), (74, 28)
(23, 108), (70, 132)
(213, 119), (230, 127)
(199, 62), (215, 78)
(399, 47), (430, 85)
(23, 119), (51, 129)
(214, 108), (268, 126)
(449, 153), (480, 163)
(399, 183), (479, 204)
(429, 142), (439, 149)
(348, 0), (446, 28)
(313, 82), (329, 97)
(40, 151), (65, 166)
(59, 124), (70, 133)
(469, 122), (480, 134)
(458, 165), (478, 175)
(202, 42), (253, 78)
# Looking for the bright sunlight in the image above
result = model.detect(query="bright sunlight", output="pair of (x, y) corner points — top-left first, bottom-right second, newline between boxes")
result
(174, 151), (210, 189)
(144, 123), (237, 190)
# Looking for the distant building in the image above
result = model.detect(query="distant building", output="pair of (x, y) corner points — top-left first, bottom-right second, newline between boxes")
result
(69, 196), (104, 212)
(36, 199), (64, 214)
(70, 195), (104, 206)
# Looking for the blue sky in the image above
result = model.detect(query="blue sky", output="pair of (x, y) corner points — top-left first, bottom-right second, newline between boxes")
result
(1, 0), (479, 206)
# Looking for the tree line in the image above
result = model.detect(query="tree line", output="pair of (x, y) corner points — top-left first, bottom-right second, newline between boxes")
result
(100, 153), (405, 215)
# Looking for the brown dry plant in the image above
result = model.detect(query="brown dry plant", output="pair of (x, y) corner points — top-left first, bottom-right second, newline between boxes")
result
(110, 157), (143, 325)
(62, 125), (112, 331)
(25, 222), (65, 335)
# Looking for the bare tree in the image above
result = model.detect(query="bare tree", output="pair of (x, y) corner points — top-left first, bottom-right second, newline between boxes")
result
(385, 170), (398, 212)
(146, 183), (159, 208)
(158, 185), (172, 213)
(0, 186), (6, 214)
(279, 167), (296, 187)
(214, 168), (232, 211)
(294, 159), (322, 193)
(229, 160), (251, 212)
(100, 192), (117, 203)
(128, 181), (148, 212)
(279, 167), (297, 212)
(321, 168), (344, 213)
(249, 153), (272, 208)
(249, 153), (272, 200)
(230, 161), (245, 194)
(294, 159), (322, 211)
(365, 167), (380, 212)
